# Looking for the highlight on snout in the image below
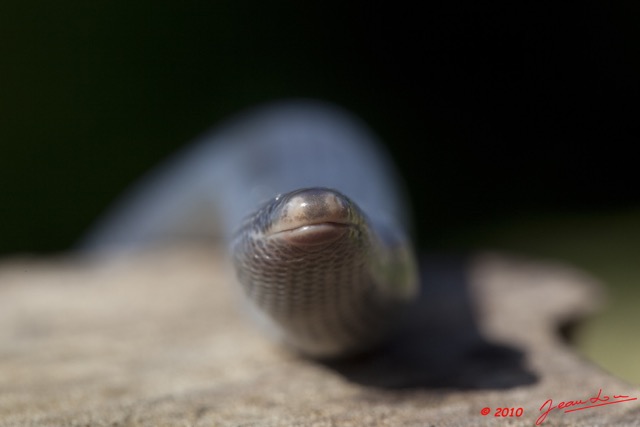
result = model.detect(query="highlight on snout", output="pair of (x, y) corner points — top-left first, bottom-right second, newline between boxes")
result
(266, 188), (356, 246)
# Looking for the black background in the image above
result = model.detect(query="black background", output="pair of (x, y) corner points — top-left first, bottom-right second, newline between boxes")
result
(1, 1), (638, 254)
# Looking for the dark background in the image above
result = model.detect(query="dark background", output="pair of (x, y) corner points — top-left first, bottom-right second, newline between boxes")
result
(1, 0), (637, 253)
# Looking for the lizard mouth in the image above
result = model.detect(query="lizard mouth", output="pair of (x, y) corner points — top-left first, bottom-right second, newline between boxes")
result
(272, 221), (351, 246)
(266, 188), (355, 246)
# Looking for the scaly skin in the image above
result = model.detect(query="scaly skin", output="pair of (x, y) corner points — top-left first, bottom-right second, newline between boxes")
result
(232, 187), (418, 358)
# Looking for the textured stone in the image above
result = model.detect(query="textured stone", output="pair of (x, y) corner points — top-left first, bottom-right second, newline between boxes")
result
(0, 246), (638, 426)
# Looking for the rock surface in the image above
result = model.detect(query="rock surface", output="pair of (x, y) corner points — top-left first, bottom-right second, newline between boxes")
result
(0, 246), (638, 426)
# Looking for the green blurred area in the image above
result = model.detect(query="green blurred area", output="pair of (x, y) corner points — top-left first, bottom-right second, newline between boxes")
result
(439, 209), (640, 385)
(0, 1), (372, 253)
(1, 1), (638, 385)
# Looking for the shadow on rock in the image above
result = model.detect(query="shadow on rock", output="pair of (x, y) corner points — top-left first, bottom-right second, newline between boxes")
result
(324, 254), (537, 389)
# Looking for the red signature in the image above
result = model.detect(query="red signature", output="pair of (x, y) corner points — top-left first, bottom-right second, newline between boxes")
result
(536, 389), (638, 425)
